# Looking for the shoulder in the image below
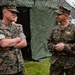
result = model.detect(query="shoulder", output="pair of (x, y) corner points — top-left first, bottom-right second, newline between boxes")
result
(69, 23), (75, 29)
(15, 24), (22, 27)
(12, 22), (22, 27)
(71, 23), (75, 27)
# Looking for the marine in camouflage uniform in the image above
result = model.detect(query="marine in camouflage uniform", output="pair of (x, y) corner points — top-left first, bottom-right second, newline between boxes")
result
(0, 2), (27, 75)
(48, 6), (75, 75)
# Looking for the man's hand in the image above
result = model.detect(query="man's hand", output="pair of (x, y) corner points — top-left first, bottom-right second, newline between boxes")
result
(55, 42), (65, 51)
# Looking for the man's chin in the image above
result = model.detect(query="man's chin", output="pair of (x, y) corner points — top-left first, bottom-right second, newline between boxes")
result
(11, 20), (15, 22)
(57, 20), (61, 22)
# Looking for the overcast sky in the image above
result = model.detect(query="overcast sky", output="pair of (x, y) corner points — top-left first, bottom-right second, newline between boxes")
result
(65, 0), (75, 8)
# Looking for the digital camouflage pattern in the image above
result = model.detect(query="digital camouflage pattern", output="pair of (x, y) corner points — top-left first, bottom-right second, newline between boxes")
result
(0, 21), (25, 74)
(48, 23), (75, 75)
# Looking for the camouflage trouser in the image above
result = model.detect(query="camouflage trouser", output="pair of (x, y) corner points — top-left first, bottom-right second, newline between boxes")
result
(49, 63), (75, 75)
(2, 71), (25, 75)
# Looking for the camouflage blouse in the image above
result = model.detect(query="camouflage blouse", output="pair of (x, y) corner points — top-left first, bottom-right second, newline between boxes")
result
(48, 23), (75, 68)
(0, 21), (26, 74)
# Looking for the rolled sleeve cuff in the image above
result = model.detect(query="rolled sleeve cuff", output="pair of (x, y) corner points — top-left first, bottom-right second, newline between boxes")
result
(0, 34), (5, 39)
(20, 33), (26, 39)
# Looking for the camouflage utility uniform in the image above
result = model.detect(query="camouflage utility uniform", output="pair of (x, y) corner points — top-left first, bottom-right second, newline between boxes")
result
(48, 23), (75, 75)
(0, 21), (26, 75)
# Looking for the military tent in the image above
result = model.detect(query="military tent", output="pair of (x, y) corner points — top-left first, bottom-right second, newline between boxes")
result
(0, 0), (74, 61)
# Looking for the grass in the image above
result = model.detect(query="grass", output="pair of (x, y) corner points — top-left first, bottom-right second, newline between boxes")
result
(24, 58), (66, 75)
(24, 58), (50, 75)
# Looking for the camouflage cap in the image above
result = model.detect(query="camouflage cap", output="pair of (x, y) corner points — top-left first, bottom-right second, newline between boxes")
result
(2, 3), (19, 13)
(55, 6), (71, 15)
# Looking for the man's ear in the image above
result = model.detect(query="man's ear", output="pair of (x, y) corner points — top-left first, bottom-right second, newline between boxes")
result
(64, 13), (69, 18)
(2, 9), (7, 14)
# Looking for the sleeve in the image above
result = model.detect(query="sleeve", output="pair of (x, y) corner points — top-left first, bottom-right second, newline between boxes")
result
(0, 27), (5, 39)
(20, 26), (26, 39)
(0, 34), (5, 39)
(64, 43), (75, 55)
(47, 31), (56, 52)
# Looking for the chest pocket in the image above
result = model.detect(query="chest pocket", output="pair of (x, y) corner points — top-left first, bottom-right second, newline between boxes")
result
(63, 30), (74, 43)
(3, 25), (20, 38)
(52, 30), (62, 43)
(53, 29), (74, 43)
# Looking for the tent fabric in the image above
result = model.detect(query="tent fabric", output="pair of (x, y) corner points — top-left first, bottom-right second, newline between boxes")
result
(0, 0), (72, 9)
(30, 7), (56, 61)
(0, 0), (74, 61)
(0, 0), (34, 7)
